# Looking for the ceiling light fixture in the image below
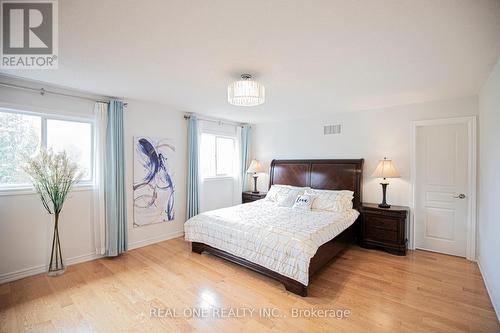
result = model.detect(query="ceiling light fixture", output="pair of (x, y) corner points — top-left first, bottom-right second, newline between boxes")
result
(227, 74), (265, 106)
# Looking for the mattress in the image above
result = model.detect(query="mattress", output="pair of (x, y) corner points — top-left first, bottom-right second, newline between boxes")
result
(184, 200), (359, 285)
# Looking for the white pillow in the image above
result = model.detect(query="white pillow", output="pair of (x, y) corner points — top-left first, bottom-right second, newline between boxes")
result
(265, 185), (287, 202)
(265, 185), (309, 202)
(275, 187), (306, 207)
(340, 195), (354, 210)
(276, 191), (300, 207)
(292, 194), (316, 211)
(305, 189), (354, 212)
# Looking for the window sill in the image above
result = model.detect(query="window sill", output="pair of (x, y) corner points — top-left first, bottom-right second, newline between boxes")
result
(0, 183), (94, 197)
(202, 176), (236, 182)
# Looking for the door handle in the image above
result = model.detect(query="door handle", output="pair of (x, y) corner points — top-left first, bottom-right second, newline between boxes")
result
(452, 193), (466, 199)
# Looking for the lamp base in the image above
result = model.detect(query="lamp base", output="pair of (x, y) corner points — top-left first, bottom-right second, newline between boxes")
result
(252, 174), (259, 193)
(378, 182), (391, 209)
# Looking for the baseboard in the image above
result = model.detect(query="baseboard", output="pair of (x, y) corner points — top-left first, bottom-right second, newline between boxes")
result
(0, 232), (185, 284)
(128, 230), (184, 250)
(478, 257), (500, 322)
(0, 252), (103, 284)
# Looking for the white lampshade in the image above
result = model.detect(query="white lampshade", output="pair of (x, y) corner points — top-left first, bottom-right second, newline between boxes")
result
(372, 157), (400, 179)
(246, 160), (264, 174)
(228, 74), (265, 107)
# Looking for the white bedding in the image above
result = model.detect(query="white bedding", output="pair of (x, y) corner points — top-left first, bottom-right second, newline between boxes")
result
(184, 200), (359, 285)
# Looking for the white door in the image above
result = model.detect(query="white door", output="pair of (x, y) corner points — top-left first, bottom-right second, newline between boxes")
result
(415, 122), (469, 257)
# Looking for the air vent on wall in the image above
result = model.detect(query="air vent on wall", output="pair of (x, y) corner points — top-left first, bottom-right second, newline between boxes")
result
(324, 124), (342, 135)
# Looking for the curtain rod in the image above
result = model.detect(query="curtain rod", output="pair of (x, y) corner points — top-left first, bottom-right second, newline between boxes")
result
(0, 82), (128, 106)
(184, 114), (248, 128)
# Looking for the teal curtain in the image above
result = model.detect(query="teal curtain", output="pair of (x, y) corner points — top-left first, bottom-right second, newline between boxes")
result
(105, 100), (127, 256)
(187, 115), (199, 219)
(240, 125), (251, 190)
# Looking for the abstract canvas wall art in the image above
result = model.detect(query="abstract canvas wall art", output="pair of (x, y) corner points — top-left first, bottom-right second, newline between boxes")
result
(133, 136), (175, 227)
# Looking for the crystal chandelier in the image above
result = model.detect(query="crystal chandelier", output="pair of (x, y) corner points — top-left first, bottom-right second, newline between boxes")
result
(227, 74), (265, 106)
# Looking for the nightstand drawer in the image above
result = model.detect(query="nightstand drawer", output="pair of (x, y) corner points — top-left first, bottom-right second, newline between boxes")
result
(242, 191), (267, 203)
(365, 228), (398, 243)
(365, 215), (398, 231)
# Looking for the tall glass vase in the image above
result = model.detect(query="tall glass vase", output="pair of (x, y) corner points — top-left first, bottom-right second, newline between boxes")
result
(48, 213), (65, 276)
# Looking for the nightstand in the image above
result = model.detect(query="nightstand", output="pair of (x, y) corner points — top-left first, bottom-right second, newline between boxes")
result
(242, 191), (267, 203)
(359, 203), (409, 256)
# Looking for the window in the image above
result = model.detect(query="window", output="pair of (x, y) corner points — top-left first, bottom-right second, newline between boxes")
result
(200, 133), (236, 178)
(47, 119), (92, 181)
(0, 112), (41, 185)
(0, 108), (93, 188)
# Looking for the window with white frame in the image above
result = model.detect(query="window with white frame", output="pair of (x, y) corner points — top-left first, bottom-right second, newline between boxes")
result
(0, 108), (93, 188)
(200, 133), (236, 178)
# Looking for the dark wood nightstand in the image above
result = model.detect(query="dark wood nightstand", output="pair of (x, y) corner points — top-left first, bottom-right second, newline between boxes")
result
(359, 203), (409, 256)
(242, 191), (267, 203)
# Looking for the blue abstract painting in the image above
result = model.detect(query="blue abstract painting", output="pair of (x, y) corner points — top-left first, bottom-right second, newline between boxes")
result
(133, 136), (175, 227)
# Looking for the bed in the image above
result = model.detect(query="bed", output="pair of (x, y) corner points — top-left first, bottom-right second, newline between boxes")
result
(185, 159), (364, 296)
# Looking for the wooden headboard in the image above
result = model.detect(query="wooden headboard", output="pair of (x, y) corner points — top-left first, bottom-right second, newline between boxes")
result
(269, 159), (364, 209)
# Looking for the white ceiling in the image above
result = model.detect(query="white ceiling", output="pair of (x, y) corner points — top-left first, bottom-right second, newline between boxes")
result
(2, 0), (500, 123)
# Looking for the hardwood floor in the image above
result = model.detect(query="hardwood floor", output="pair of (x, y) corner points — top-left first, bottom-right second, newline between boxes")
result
(1, 237), (498, 333)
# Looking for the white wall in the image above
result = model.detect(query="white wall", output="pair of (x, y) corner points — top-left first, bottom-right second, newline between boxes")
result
(478, 59), (500, 319)
(0, 77), (187, 282)
(124, 100), (186, 248)
(253, 96), (478, 206)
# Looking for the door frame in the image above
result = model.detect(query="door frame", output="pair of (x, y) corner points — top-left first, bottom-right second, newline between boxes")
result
(410, 116), (477, 261)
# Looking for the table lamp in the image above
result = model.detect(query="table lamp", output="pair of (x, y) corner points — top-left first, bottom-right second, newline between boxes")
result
(372, 157), (400, 208)
(246, 160), (264, 193)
